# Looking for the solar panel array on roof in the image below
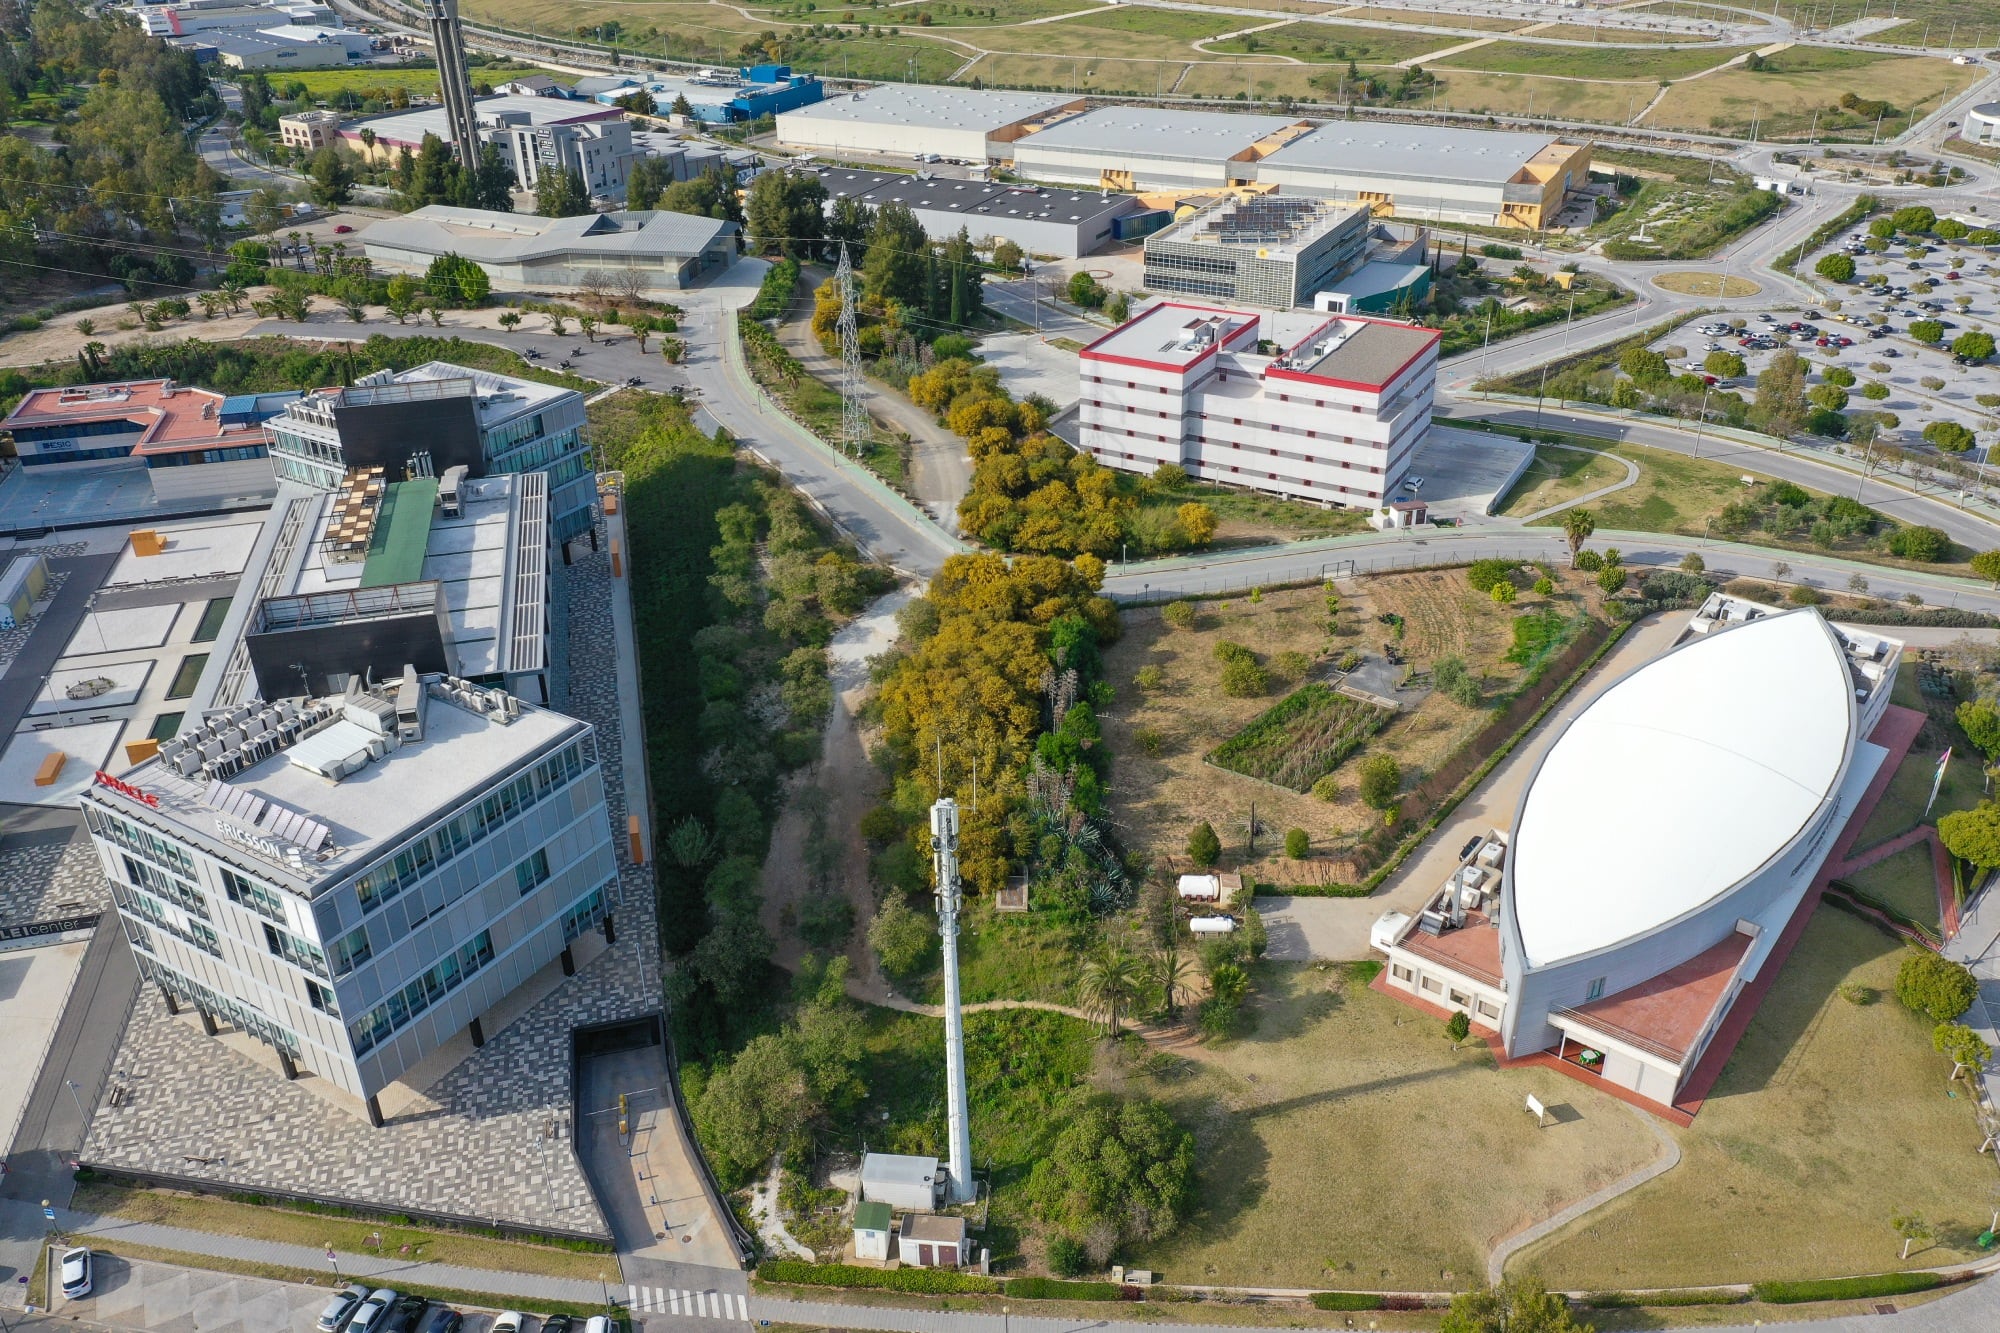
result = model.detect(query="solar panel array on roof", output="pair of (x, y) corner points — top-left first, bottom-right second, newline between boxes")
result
(1205, 196), (1328, 245)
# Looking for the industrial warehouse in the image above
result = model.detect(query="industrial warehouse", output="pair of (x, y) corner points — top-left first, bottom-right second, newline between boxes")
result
(806, 167), (1144, 260)
(362, 205), (737, 296)
(775, 93), (1592, 229)
(1374, 595), (1903, 1114)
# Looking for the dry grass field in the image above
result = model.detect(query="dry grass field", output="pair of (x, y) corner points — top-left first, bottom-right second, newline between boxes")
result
(1512, 908), (2000, 1287)
(1428, 70), (1653, 124)
(1495, 445), (1627, 519)
(1100, 571), (1596, 884)
(1644, 52), (1982, 135)
(1107, 963), (1663, 1289)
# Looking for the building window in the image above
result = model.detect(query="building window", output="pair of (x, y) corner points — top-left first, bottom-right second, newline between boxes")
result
(1586, 976), (1607, 1001)
(347, 929), (495, 1057)
(561, 884), (609, 941)
(307, 980), (340, 1016)
(221, 867), (287, 923)
(1420, 975), (1441, 994)
(515, 847), (552, 895)
(329, 926), (372, 976)
(1391, 963), (1412, 982)
(1449, 988), (1470, 1007)
(263, 922), (330, 979)
(1477, 1000), (1500, 1019)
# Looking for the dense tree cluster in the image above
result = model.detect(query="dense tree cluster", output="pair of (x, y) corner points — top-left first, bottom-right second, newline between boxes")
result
(0, 1), (226, 291)
(1026, 1095), (1195, 1264)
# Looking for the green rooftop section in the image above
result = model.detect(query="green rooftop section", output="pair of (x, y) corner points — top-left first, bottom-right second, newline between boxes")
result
(360, 477), (439, 589)
(853, 1201), (892, 1232)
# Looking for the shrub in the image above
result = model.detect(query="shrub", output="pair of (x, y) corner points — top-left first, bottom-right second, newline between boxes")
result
(1220, 655), (1269, 697)
(1444, 1010), (1471, 1042)
(1045, 1236), (1088, 1278)
(1007, 1277), (1121, 1301)
(1895, 951), (1977, 1021)
(1583, 1290), (1746, 1309)
(1533, 576), (1554, 595)
(1273, 649), (1312, 681)
(1284, 828), (1310, 859)
(1922, 420), (1975, 454)
(1838, 981), (1875, 1005)
(1788, 583), (1823, 605)
(1596, 565), (1627, 594)
(1134, 665), (1165, 691)
(1887, 524), (1950, 561)
(1310, 1293), (1387, 1311)
(1358, 754), (1399, 810)
(1161, 600), (1196, 630)
(1823, 365), (1857, 387)
(1312, 774), (1341, 803)
(1466, 558), (1517, 592)
(1135, 726), (1163, 757)
(757, 1261), (1001, 1294)
(1749, 1273), (1942, 1305)
(1187, 821), (1221, 868)
(1815, 252), (1857, 281)
(1433, 655), (1480, 707)
(1574, 550), (1604, 572)
(1490, 581), (1517, 605)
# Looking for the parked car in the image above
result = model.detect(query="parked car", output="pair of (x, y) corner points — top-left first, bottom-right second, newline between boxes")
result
(1401, 476), (1425, 492)
(1882, 347), (1901, 357)
(380, 1295), (429, 1333)
(582, 1319), (610, 1333)
(491, 1313), (526, 1333)
(349, 1291), (399, 1333)
(415, 1309), (462, 1333)
(60, 1248), (92, 1300)
(1946, 271), (1962, 280)
(541, 1316), (574, 1333)
(333, 224), (354, 234)
(319, 1285), (373, 1333)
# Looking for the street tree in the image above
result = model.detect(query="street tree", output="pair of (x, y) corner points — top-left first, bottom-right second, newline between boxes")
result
(1561, 507), (1596, 565)
(1894, 949), (1979, 1021)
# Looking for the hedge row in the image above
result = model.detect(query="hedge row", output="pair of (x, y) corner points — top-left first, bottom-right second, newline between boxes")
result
(1311, 1292), (1387, 1311)
(1004, 1278), (1125, 1301)
(756, 1261), (1001, 1295)
(1256, 881), (1376, 899)
(1583, 1289), (1745, 1308)
(1750, 1272), (1944, 1304)
(744, 257), (801, 322)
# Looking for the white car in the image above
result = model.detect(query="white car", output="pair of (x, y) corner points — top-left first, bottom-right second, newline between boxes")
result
(350, 1290), (399, 1333)
(60, 1248), (92, 1300)
(1401, 476), (1425, 492)
(582, 1318), (611, 1333)
(491, 1314), (526, 1333)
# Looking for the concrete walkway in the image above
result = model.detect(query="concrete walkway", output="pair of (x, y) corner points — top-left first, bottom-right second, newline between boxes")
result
(0, 1200), (606, 1304)
(1484, 1108), (1683, 1284)
(1940, 886), (2000, 1113)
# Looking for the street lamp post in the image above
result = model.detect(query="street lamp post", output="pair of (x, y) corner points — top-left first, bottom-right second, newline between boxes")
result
(1691, 382), (1715, 457)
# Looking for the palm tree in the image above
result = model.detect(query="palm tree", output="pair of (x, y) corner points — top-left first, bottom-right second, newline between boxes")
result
(1561, 506), (1596, 566)
(1150, 947), (1197, 1020)
(1077, 946), (1142, 1036)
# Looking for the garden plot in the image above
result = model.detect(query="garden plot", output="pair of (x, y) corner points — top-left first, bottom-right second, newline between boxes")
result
(1101, 570), (1599, 885)
(1207, 684), (1395, 792)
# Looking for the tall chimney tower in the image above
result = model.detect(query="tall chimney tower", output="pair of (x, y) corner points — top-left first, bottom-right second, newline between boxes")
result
(424, 0), (480, 163)
(928, 797), (976, 1205)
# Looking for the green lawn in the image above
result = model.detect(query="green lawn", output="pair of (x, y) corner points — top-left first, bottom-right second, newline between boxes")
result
(1123, 962), (1661, 1290)
(1208, 22), (1456, 65)
(1524, 436), (1788, 536)
(1842, 843), (1942, 932)
(910, 900), (1082, 1006)
(1435, 41), (1748, 79)
(1852, 660), (1983, 848)
(1514, 908), (1999, 1286)
(1496, 445), (1626, 518)
(1130, 479), (1371, 548)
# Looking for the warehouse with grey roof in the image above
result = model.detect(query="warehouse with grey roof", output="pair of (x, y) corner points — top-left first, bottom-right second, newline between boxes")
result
(776, 85), (1084, 163)
(1254, 122), (1592, 228)
(1011, 106), (1311, 191)
(362, 205), (736, 293)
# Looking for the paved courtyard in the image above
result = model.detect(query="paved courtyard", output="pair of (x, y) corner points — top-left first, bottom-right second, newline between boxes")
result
(77, 545), (666, 1240)
(0, 828), (107, 926)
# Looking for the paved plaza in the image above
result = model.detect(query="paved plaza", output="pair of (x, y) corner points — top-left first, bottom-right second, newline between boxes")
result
(0, 829), (107, 926)
(78, 544), (667, 1241)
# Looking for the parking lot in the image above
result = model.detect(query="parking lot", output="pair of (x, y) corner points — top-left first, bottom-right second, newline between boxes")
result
(1643, 223), (2000, 458)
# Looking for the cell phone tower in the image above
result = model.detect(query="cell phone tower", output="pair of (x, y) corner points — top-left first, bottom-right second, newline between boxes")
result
(928, 795), (976, 1205)
(835, 243), (868, 455)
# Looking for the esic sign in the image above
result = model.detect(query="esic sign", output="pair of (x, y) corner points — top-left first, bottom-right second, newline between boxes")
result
(92, 770), (160, 807)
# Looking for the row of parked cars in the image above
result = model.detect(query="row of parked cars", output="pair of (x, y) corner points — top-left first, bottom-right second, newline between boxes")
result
(318, 1287), (609, 1333)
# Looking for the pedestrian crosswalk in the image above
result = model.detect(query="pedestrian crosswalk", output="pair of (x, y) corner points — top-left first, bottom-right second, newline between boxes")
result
(626, 1285), (750, 1322)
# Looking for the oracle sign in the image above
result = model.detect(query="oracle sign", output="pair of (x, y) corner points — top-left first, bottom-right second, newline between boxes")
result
(92, 770), (160, 808)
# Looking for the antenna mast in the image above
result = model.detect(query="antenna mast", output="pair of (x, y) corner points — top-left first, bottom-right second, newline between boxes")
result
(836, 242), (868, 455)
(928, 796), (976, 1205)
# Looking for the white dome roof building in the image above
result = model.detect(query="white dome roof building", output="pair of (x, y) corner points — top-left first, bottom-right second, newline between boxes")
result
(1376, 596), (1902, 1112)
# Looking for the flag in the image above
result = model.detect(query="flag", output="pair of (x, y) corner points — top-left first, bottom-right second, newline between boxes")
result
(1926, 748), (1952, 817)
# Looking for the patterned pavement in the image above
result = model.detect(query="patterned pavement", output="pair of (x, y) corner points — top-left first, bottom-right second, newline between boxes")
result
(0, 831), (105, 927)
(77, 543), (664, 1240)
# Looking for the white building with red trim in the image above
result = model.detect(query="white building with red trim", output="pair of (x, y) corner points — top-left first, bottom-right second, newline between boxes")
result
(1075, 301), (1439, 508)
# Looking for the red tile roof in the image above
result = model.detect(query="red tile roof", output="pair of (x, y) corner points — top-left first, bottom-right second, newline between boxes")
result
(1398, 909), (1503, 988)
(1557, 932), (1753, 1064)
(2, 380), (263, 456)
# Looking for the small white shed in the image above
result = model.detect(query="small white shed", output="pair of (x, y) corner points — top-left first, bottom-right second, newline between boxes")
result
(1177, 874), (1220, 901)
(860, 1152), (940, 1212)
(897, 1212), (971, 1268)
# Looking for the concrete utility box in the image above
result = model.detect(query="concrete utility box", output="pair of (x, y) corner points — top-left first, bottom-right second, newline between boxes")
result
(897, 1212), (970, 1269)
(860, 1152), (941, 1211)
(853, 1200), (892, 1262)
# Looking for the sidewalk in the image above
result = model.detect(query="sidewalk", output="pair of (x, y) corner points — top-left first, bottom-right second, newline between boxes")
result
(1941, 884), (2000, 1113)
(0, 1200), (606, 1304)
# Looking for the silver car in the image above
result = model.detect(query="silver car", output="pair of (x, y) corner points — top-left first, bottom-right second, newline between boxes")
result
(318, 1285), (371, 1333)
(349, 1290), (400, 1333)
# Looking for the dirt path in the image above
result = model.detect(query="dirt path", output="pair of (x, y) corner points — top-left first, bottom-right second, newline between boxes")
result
(843, 978), (1209, 1053)
(758, 590), (908, 979)
(773, 272), (971, 534)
